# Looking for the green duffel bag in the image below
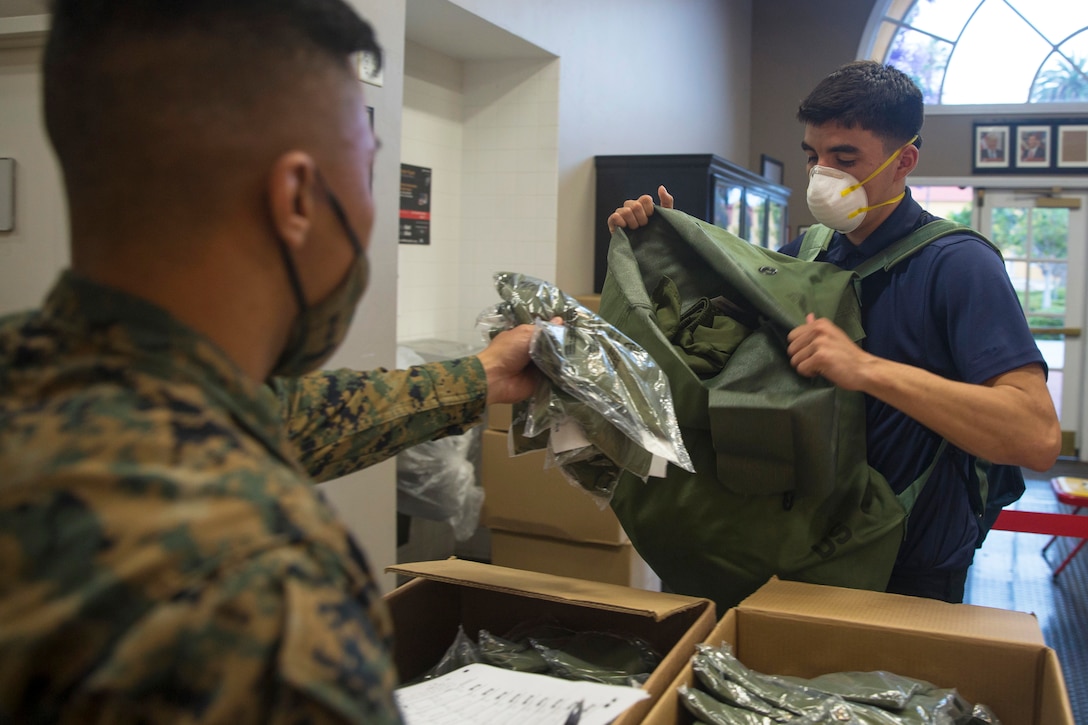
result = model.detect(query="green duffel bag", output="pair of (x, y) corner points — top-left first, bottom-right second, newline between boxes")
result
(599, 207), (943, 612)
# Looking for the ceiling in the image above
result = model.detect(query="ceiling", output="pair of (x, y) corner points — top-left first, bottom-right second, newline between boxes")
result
(405, 0), (551, 61)
(0, 0), (553, 61)
(0, 0), (47, 19)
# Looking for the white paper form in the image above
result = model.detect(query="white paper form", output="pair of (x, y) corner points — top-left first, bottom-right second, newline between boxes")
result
(395, 663), (650, 725)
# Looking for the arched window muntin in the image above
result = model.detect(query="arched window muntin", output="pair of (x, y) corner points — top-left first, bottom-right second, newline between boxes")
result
(861, 0), (1088, 114)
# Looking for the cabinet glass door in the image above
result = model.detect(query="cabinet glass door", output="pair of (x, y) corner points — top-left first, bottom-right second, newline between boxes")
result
(713, 179), (743, 236)
(746, 190), (767, 247)
(767, 200), (786, 250)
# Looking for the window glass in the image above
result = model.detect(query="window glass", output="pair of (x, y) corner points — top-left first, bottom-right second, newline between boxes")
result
(1034, 33), (1088, 102)
(868, 0), (1088, 105)
(943, 2), (1052, 104)
(1016, 0), (1088, 44)
(904, 0), (977, 37)
(887, 30), (952, 103)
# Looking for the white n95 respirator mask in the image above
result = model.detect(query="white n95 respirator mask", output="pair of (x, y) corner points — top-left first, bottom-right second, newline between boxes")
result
(805, 135), (917, 233)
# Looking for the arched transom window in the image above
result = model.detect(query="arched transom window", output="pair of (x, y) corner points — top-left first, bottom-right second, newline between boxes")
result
(865, 0), (1088, 105)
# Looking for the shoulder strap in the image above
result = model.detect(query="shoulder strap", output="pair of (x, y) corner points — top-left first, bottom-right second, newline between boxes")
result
(868, 221), (1001, 520)
(800, 219), (994, 520)
(896, 439), (949, 520)
(854, 219), (1002, 280)
(798, 224), (835, 262)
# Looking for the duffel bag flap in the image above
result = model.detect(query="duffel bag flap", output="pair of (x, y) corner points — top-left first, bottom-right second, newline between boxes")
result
(706, 325), (839, 498)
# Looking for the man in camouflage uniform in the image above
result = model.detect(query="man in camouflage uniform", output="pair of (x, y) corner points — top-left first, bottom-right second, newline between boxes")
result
(0, 1), (541, 722)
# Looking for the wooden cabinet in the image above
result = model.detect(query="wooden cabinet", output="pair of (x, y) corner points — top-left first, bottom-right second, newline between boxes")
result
(593, 154), (791, 292)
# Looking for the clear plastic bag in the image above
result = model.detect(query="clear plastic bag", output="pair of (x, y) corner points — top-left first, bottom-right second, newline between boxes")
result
(476, 272), (693, 502)
(414, 621), (662, 688)
(414, 625), (481, 683)
(395, 346), (484, 541)
(685, 643), (1002, 725)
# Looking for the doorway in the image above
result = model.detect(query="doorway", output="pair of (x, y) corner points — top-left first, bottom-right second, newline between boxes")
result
(975, 189), (1088, 459)
(913, 185), (1088, 458)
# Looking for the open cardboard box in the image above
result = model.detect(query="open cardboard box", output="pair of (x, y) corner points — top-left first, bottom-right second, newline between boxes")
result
(642, 577), (1075, 725)
(480, 428), (630, 545)
(384, 558), (715, 725)
(490, 529), (661, 591)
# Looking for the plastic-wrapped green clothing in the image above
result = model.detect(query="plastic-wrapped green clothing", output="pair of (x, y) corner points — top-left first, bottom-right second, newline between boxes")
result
(679, 686), (799, 725)
(775, 671), (922, 710)
(478, 271), (692, 500)
(692, 655), (794, 721)
(680, 643), (1001, 725)
(414, 623), (661, 687)
(678, 685), (859, 725)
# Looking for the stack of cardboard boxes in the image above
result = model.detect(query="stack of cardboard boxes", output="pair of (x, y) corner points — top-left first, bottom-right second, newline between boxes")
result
(480, 402), (661, 590)
(478, 290), (666, 589)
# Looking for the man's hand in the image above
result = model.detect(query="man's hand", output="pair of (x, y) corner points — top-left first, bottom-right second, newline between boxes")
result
(787, 315), (1061, 470)
(476, 319), (559, 404)
(606, 185), (674, 233)
(786, 313), (873, 390)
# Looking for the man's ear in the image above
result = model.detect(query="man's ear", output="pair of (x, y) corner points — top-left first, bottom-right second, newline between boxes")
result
(267, 151), (318, 251)
(894, 143), (919, 181)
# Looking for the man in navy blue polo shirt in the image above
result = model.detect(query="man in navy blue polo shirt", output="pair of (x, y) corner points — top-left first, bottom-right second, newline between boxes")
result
(608, 61), (1061, 603)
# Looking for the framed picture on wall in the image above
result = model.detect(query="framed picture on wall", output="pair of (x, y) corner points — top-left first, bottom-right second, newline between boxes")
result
(974, 125), (1010, 170)
(1015, 125), (1050, 168)
(1057, 124), (1088, 168)
(761, 154), (784, 185)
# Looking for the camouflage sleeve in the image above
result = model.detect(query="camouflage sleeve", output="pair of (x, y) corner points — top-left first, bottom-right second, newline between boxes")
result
(59, 548), (403, 725)
(272, 358), (489, 483)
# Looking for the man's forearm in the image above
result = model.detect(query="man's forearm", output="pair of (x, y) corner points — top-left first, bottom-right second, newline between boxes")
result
(856, 359), (1060, 470)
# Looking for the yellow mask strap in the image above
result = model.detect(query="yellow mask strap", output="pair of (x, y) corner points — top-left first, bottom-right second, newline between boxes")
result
(847, 190), (906, 220)
(841, 134), (918, 197)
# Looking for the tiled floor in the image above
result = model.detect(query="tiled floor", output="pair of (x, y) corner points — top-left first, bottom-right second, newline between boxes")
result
(963, 462), (1088, 724)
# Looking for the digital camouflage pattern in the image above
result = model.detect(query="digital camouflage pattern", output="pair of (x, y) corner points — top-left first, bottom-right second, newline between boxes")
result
(0, 272), (489, 723)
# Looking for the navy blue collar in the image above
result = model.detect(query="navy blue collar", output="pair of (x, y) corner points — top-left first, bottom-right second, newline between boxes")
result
(825, 187), (932, 269)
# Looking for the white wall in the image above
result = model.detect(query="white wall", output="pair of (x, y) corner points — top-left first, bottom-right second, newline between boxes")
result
(459, 57), (559, 342)
(319, 0), (405, 594)
(0, 42), (67, 316)
(399, 41), (559, 347)
(444, 0), (753, 296)
(398, 43), (467, 343)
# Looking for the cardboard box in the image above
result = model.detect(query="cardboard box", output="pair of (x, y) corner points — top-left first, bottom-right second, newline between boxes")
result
(490, 530), (661, 591)
(575, 293), (602, 314)
(480, 428), (629, 544)
(641, 577), (1075, 725)
(384, 558), (716, 725)
(487, 403), (513, 431)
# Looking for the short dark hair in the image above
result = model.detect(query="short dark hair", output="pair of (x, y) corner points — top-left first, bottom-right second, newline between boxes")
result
(43, 0), (382, 224)
(797, 61), (923, 150)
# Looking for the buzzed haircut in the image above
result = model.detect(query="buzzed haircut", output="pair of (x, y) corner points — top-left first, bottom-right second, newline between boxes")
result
(43, 0), (382, 218)
(797, 61), (924, 151)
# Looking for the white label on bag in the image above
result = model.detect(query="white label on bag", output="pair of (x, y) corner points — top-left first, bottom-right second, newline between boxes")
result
(550, 420), (591, 453)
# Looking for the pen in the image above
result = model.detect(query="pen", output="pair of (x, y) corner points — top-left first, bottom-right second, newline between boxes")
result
(563, 699), (583, 725)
